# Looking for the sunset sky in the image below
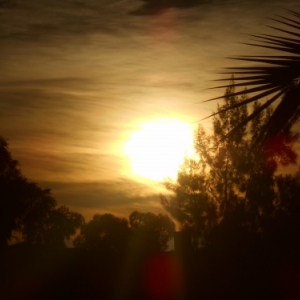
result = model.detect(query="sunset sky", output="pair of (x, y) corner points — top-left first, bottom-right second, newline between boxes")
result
(1, 0), (298, 220)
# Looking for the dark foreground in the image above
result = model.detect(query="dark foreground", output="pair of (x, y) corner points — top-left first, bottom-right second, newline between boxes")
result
(1, 244), (300, 300)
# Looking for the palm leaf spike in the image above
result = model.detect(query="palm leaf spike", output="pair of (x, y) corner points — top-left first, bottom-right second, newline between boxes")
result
(206, 9), (300, 145)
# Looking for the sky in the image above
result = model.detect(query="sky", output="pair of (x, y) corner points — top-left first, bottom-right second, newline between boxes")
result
(1, 0), (299, 221)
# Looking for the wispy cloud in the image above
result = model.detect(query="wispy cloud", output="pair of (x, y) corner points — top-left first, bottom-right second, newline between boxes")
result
(0, 0), (139, 41)
(40, 177), (169, 220)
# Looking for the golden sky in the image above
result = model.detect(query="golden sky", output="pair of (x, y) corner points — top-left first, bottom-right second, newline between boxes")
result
(0, 0), (299, 220)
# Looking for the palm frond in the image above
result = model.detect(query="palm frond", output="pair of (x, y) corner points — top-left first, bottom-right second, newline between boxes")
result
(208, 9), (300, 145)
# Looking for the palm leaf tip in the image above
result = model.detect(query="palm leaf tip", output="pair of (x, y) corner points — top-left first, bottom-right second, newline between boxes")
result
(210, 9), (300, 145)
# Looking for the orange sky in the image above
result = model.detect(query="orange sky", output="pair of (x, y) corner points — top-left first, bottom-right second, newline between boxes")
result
(0, 0), (299, 221)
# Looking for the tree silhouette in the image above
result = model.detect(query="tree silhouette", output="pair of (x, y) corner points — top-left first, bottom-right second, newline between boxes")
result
(0, 136), (29, 247)
(0, 136), (84, 248)
(129, 211), (175, 252)
(74, 213), (130, 253)
(20, 203), (84, 248)
(161, 158), (218, 250)
(209, 9), (300, 145)
(264, 171), (300, 249)
(162, 80), (298, 250)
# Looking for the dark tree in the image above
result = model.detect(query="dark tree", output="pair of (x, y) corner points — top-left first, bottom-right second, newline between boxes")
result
(161, 158), (218, 250)
(162, 81), (250, 249)
(20, 203), (84, 248)
(129, 211), (175, 252)
(264, 171), (300, 249)
(162, 80), (298, 250)
(0, 136), (84, 248)
(0, 137), (28, 247)
(74, 213), (130, 253)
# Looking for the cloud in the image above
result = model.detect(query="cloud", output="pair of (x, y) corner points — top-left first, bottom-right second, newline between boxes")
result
(39, 178), (170, 220)
(0, 0), (138, 42)
(130, 0), (209, 15)
(0, 0), (16, 8)
(130, 0), (300, 16)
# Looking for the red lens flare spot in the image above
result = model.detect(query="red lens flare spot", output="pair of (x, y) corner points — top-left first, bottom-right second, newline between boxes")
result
(143, 253), (184, 300)
(262, 133), (298, 171)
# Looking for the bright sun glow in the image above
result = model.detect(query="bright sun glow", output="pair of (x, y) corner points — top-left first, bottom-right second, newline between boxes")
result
(124, 119), (196, 181)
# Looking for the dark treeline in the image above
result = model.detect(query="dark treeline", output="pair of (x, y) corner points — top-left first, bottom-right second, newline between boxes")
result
(0, 135), (175, 251)
(2, 81), (300, 299)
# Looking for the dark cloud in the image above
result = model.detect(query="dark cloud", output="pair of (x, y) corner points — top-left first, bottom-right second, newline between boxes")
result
(130, 0), (299, 16)
(131, 0), (210, 15)
(0, 0), (138, 42)
(0, 0), (16, 8)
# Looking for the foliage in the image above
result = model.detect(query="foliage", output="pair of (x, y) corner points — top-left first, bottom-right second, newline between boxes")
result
(162, 80), (298, 249)
(74, 211), (175, 253)
(265, 171), (300, 247)
(20, 203), (84, 247)
(161, 156), (217, 250)
(209, 9), (300, 145)
(0, 136), (84, 248)
(129, 211), (175, 252)
(74, 213), (130, 252)
(0, 137), (24, 247)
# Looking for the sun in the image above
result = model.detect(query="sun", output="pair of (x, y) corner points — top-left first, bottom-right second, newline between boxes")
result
(124, 118), (196, 181)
